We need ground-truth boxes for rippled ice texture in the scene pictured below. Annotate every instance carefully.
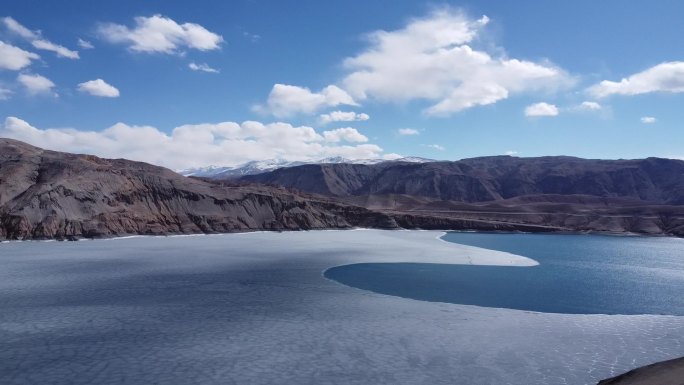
[0,230,682,385]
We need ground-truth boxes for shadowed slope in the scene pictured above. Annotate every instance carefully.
[241,156,684,204]
[0,138,396,240]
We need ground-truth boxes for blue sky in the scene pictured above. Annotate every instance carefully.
[1,0,683,169]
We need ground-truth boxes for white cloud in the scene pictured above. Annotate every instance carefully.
[525,102,559,117]
[340,8,571,116]
[504,150,518,155]
[589,62,684,98]
[397,128,420,136]
[579,101,601,110]
[2,16,36,39]
[322,127,368,143]
[188,62,219,73]
[2,17,79,59]
[641,116,657,124]
[0,88,12,100]
[1,117,389,170]
[254,84,358,118]
[98,15,223,54]
[77,79,120,97]
[31,39,79,59]
[423,144,445,151]
[78,38,94,49]
[17,73,55,95]
[319,111,369,124]
[0,41,39,70]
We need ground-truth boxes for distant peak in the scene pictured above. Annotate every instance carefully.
[178,156,438,178]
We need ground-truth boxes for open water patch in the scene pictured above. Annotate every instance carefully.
[325,233,684,315]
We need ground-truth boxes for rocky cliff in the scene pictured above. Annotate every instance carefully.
[0,139,396,240]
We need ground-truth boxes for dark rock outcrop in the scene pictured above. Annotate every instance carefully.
[597,356,684,385]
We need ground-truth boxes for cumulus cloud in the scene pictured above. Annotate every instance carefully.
[188,62,219,73]
[77,79,120,97]
[322,127,368,143]
[17,73,55,95]
[0,41,39,70]
[77,38,94,49]
[2,17,79,59]
[254,84,358,118]
[319,111,369,124]
[641,116,656,124]
[340,8,571,116]
[525,102,559,117]
[98,15,223,54]
[397,128,420,136]
[504,150,518,155]
[589,62,684,98]
[0,117,388,170]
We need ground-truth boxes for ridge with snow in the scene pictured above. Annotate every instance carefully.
[179,156,437,178]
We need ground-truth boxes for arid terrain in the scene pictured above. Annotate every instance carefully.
[2,138,683,240]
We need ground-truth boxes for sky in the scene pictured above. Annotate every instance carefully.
[0,0,683,170]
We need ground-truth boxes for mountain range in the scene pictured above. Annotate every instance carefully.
[239,156,684,204]
[179,156,436,178]
[1,138,683,240]
[237,156,684,237]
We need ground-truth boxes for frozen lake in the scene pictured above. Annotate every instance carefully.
[1,230,683,385]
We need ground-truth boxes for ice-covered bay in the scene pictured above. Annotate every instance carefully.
[0,230,682,384]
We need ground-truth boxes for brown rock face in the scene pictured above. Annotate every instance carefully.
[240,156,684,237]
[2,138,683,240]
[0,139,397,240]
[241,156,684,204]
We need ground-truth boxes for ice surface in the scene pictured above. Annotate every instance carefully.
[0,230,681,384]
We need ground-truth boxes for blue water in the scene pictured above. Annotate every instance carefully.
[324,233,684,315]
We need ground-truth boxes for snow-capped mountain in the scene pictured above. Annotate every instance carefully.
[391,156,436,163]
[179,156,437,178]
[178,165,234,177]
[179,159,306,178]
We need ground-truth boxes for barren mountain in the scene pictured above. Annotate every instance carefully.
[0,139,397,240]
[240,156,684,204]
[2,138,683,240]
[238,156,684,236]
